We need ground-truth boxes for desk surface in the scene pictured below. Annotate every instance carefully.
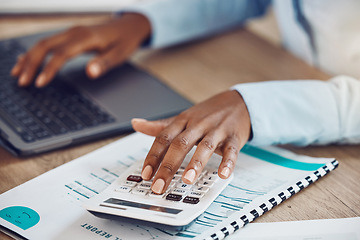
[0,14,359,239]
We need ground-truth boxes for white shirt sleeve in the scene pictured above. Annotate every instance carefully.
[232,76,360,146]
[120,0,271,48]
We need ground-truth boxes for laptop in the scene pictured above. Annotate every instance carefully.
[0,31,192,156]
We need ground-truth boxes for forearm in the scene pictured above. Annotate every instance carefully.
[233,76,360,146]
[120,0,271,48]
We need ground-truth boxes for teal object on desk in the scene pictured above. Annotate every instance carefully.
[0,206,40,230]
[241,144,325,171]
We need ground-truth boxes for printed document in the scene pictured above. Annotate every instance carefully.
[0,133,335,239]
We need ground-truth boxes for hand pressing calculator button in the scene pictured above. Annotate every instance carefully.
[84,159,233,229]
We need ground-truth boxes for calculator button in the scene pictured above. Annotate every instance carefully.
[123,181,137,187]
[127,175,143,182]
[138,183,152,189]
[207,170,218,176]
[203,175,218,182]
[115,186,132,193]
[132,189,148,195]
[168,182,176,189]
[170,180,179,186]
[183,196,200,204]
[176,183,192,190]
[197,180,214,187]
[166,193,182,201]
[188,191,205,198]
[198,171,207,179]
[194,186,210,193]
[171,176,181,182]
[174,171,184,177]
[133,167,142,174]
[172,189,187,195]
[149,192,165,198]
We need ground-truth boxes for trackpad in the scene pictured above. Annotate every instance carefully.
[60,62,192,122]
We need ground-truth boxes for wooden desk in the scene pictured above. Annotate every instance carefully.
[0,14,359,239]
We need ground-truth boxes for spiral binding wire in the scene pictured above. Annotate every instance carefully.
[206,159,339,240]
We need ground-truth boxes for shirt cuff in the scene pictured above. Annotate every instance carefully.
[231,80,340,146]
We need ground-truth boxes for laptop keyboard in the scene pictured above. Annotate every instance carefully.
[0,40,115,143]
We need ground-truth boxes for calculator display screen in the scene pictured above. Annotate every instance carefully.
[104,198,182,214]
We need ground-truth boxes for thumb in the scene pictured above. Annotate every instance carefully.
[131,117,174,136]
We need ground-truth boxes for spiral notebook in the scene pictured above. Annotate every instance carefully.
[0,133,338,240]
[201,149,338,240]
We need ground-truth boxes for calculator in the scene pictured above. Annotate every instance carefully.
[84,160,233,229]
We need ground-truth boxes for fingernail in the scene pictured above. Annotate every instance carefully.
[131,118,147,124]
[152,178,165,194]
[89,63,101,78]
[220,167,231,178]
[18,74,27,86]
[142,165,153,180]
[35,74,46,87]
[183,169,196,183]
[11,65,19,76]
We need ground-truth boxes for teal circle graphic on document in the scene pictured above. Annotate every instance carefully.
[0,206,40,230]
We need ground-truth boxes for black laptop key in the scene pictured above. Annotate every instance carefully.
[19,117,35,126]
[28,124,41,132]
[46,121,67,135]
[77,114,96,127]
[96,113,115,124]
[6,104,20,114]
[49,105,59,113]
[34,129,51,139]
[14,109,27,119]
[21,133,36,143]
[42,117,51,124]
[58,114,84,131]
[34,110,45,118]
